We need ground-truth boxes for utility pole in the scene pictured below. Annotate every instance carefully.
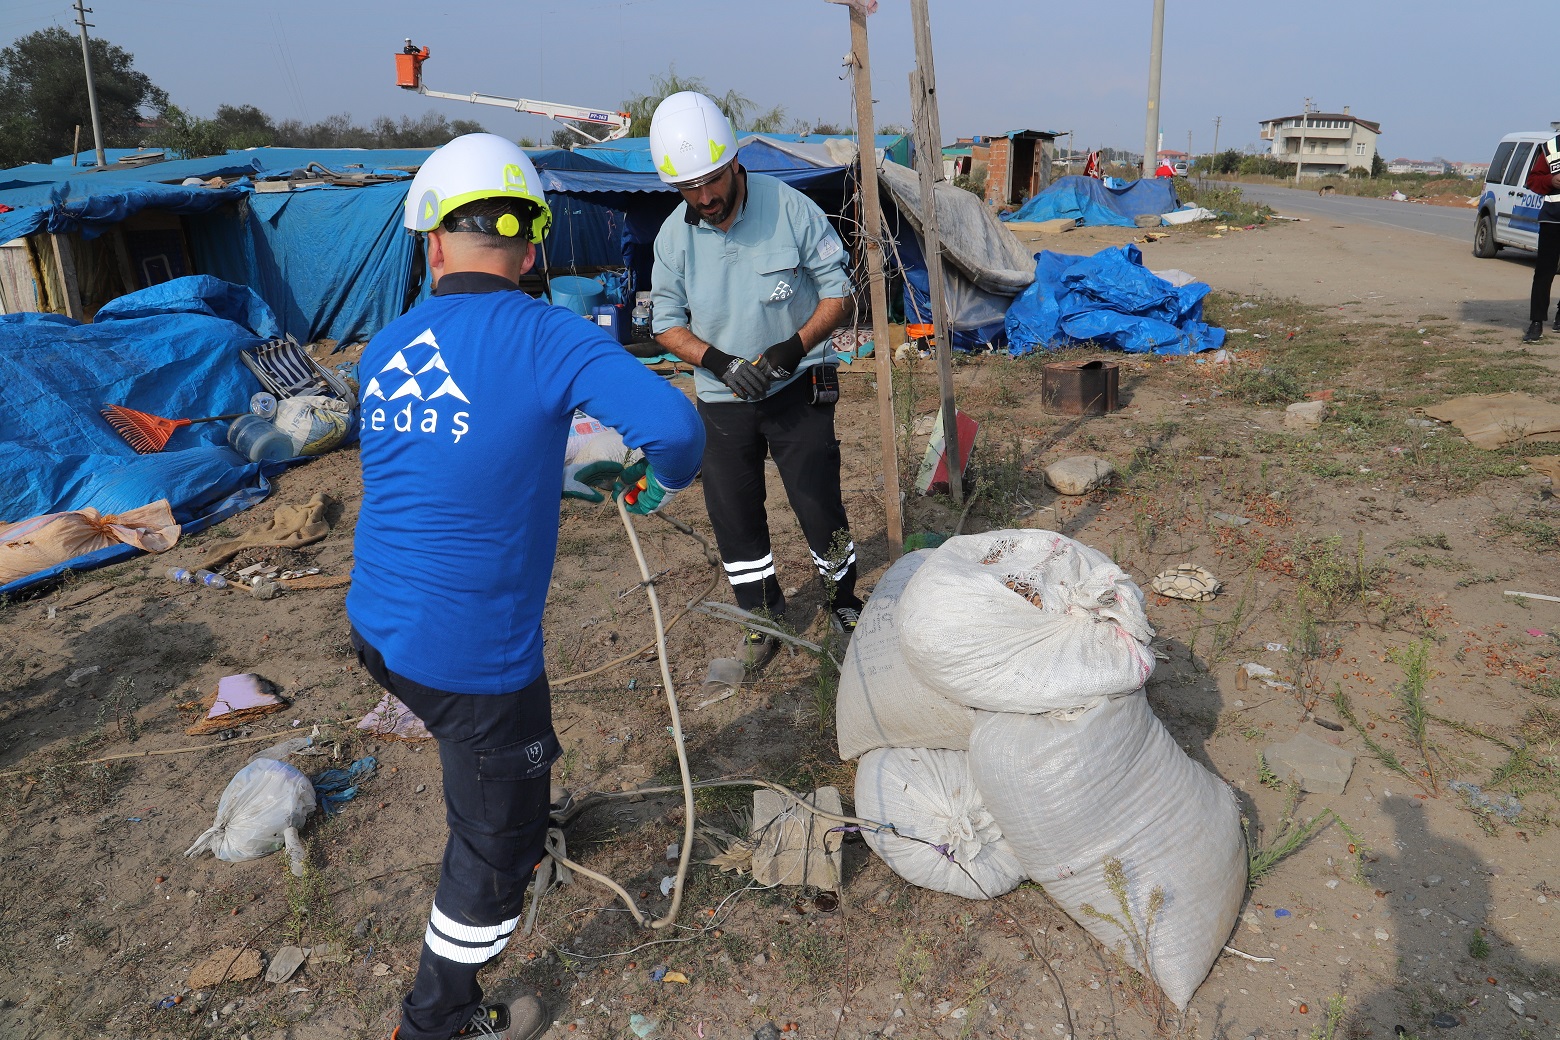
[73,0,107,168]
[1141,0,1165,178]
[1294,96,1310,186]
[909,0,962,505]
[1212,116,1221,158]
[845,5,903,561]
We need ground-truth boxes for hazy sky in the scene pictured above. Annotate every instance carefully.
[3,0,1551,164]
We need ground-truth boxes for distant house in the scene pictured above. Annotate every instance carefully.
[1453,161,1491,180]
[1386,158,1448,175]
[1258,106,1380,177]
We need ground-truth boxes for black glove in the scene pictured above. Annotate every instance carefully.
[701,345,770,401]
[756,333,808,380]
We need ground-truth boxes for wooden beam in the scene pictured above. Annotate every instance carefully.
[50,233,84,320]
[908,59,962,504]
[847,5,903,562]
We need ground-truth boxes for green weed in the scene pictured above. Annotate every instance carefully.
[1307,993,1347,1040]
[1080,857,1171,1028]
[1244,783,1337,888]
[1469,931,1491,960]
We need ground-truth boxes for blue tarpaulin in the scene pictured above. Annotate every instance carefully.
[1001,175,1178,228]
[1004,244,1225,356]
[0,276,283,594]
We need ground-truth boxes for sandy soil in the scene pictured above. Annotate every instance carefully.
[1,217,1557,1040]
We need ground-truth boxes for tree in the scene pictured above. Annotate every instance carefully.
[622,67,752,137]
[1370,150,1385,179]
[747,105,788,134]
[157,104,228,159]
[213,104,276,149]
[0,27,167,165]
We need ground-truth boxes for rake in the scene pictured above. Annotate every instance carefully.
[102,404,248,454]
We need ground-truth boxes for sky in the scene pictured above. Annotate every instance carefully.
[3,0,1553,165]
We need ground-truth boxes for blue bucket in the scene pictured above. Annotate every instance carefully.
[549,275,606,317]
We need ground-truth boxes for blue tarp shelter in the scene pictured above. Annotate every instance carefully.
[0,277,288,594]
[1001,175,1178,228]
[1005,244,1225,356]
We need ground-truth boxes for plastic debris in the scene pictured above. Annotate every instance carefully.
[1449,780,1521,822]
[1274,908,1291,918]
[357,691,432,741]
[662,971,690,985]
[265,945,307,984]
[629,1014,659,1038]
[649,966,667,982]
[311,757,379,816]
[64,665,100,687]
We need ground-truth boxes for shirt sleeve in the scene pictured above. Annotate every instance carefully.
[536,307,704,490]
[650,216,691,335]
[792,197,853,301]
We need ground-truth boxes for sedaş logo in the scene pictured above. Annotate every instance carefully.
[360,328,472,444]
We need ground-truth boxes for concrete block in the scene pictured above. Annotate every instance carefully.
[1284,401,1328,431]
[1265,732,1355,794]
[1044,455,1116,496]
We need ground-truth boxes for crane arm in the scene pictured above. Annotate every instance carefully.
[396,41,632,142]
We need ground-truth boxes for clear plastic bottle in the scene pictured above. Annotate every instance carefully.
[227,414,296,463]
[630,292,653,343]
[167,567,229,589]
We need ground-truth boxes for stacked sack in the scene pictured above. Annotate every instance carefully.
[839,530,1246,1010]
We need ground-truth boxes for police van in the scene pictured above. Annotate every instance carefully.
[1473,128,1556,257]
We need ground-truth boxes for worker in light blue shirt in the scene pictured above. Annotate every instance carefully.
[648,91,862,671]
[349,134,702,1040]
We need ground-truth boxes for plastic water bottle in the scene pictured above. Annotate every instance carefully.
[630,292,653,343]
[167,567,229,589]
[227,414,296,462]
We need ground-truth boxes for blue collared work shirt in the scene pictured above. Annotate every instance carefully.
[651,170,853,403]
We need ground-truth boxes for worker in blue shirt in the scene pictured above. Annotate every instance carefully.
[648,91,863,670]
[348,133,703,1040]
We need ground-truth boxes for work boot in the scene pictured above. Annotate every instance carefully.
[451,994,548,1040]
[1552,303,1560,332]
[1523,321,1544,343]
[739,628,780,672]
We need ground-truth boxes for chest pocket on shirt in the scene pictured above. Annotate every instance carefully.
[752,247,801,305]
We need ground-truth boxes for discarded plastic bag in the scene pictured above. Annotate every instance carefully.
[896,531,1156,712]
[968,693,1246,1009]
[185,757,316,877]
[836,550,980,760]
[855,747,1024,900]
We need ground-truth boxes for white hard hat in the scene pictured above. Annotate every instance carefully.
[649,91,738,186]
[404,133,552,241]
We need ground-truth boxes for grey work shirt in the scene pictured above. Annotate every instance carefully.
[650,170,852,403]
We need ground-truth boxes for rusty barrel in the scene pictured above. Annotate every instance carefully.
[1041,359,1119,415]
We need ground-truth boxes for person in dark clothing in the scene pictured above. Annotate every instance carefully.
[1523,135,1560,343]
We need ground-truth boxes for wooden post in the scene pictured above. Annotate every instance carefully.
[72,125,81,167]
[847,6,903,561]
[908,0,962,504]
[50,234,84,320]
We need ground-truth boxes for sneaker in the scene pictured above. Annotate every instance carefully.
[452,995,547,1040]
[740,629,780,671]
[1523,321,1544,343]
[830,605,861,645]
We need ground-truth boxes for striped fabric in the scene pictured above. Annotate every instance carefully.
[810,541,856,582]
[723,553,776,586]
[422,903,520,966]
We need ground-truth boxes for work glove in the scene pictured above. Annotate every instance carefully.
[562,459,626,502]
[613,461,680,515]
[700,345,770,401]
[756,332,808,380]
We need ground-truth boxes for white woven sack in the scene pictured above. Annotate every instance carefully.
[855,747,1025,900]
[836,550,980,760]
[967,693,1246,1010]
[897,530,1156,712]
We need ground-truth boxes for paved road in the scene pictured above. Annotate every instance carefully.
[1213,181,1485,246]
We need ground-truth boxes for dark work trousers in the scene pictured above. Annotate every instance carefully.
[1531,221,1560,324]
[697,371,859,616]
[352,630,559,1040]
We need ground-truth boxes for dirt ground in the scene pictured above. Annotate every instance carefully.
[2,215,1558,1040]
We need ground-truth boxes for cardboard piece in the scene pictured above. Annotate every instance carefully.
[185,674,285,735]
[749,786,843,890]
[1422,393,1560,449]
[187,947,264,988]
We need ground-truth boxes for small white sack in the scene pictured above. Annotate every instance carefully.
[897,531,1156,712]
[836,551,980,760]
[968,693,1246,1010]
[185,757,316,877]
[855,747,1025,900]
